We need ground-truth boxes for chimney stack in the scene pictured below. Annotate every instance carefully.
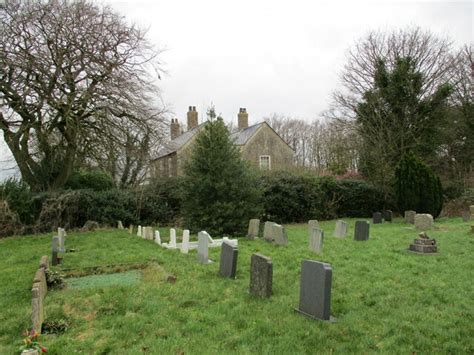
[170,118,180,140]
[187,106,198,130]
[238,107,248,130]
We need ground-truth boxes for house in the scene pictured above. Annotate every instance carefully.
[151,107,294,178]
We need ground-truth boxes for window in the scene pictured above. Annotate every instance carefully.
[259,155,271,171]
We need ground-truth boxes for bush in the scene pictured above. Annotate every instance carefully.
[335,179,385,217]
[65,169,115,191]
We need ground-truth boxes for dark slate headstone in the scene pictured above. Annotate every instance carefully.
[249,253,272,298]
[383,210,392,222]
[354,221,370,241]
[372,212,382,224]
[295,260,332,321]
[219,241,238,278]
[52,236,60,266]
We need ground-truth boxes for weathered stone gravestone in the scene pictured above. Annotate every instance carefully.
[309,228,323,253]
[197,231,213,264]
[169,228,177,248]
[354,221,370,241]
[372,212,382,224]
[273,224,288,246]
[414,214,433,230]
[137,225,142,237]
[383,210,392,222]
[129,225,134,234]
[52,236,60,266]
[333,220,347,238]
[117,220,124,229]
[308,220,319,233]
[408,232,437,253]
[181,230,190,254]
[405,210,416,224]
[249,253,272,298]
[154,230,161,245]
[58,227,66,252]
[143,227,154,240]
[219,241,238,278]
[263,221,275,242]
[295,260,333,321]
[247,219,260,240]
[31,286,44,334]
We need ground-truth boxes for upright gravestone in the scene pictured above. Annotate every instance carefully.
[144,227,154,240]
[372,212,382,224]
[197,231,213,264]
[415,214,434,230]
[219,241,238,278]
[249,253,273,298]
[137,225,142,237]
[58,228,66,253]
[295,260,333,321]
[354,221,370,241]
[181,230,190,254]
[263,221,275,242]
[169,228,177,248]
[154,230,161,245]
[383,210,392,222]
[247,219,260,240]
[117,220,124,229]
[129,225,134,234]
[52,236,60,266]
[273,224,288,246]
[309,228,324,253]
[333,220,347,238]
[308,220,319,233]
[405,210,416,224]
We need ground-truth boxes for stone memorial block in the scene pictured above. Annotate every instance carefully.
[372,212,382,224]
[308,220,319,233]
[470,205,474,219]
[137,225,142,237]
[197,231,213,264]
[273,224,288,246]
[39,256,48,270]
[309,228,324,253]
[383,210,392,222]
[219,241,238,278]
[405,210,416,224]
[169,228,177,248]
[295,260,332,321]
[247,219,260,240]
[263,221,275,242]
[333,220,347,238]
[181,230,190,254]
[117,220,124,229]
[155,230,161,245]
[408,232,438,253]
[129,225,134,234]
[414,214,433,230]
[31,286,44,334]
[354,221,370,241]
[33,269,47,300]
[249,253,273,298]
[52,236,60,266]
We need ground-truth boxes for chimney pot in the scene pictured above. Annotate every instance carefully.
[238,108,249,130]
[170,118,180,139]
[187,106,198,130]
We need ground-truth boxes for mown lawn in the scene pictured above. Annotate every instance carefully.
[1,218,473,354]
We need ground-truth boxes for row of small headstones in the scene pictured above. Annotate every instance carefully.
[32,256,49,334]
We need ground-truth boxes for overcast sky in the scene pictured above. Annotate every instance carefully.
[0,0,472,180]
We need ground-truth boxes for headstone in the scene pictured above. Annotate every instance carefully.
[197,231,213,264]
[372,212,382,224]
[181,230,190,254]
[263,221,275,242]
[129,225,133,234]
[31,286,43,334]
[34,269,47,300]
[154,230,161,245]
[137,225,142,237]
[470,205,474,219]
[405,210,416,224]
[354,221,369,241]
[309,228,324,253]
[219,241,238,278]
[333,220,347,238]
[383,210,392,222]
[52,236,60,266]
[249,253,273,298]
[117,220,124,229]
[169,228,177,248]
[58,228,66,252]
[414,214,433,230]
[273,224,288,246]
[295,260,332,321]
[408,232,438,253]
[247,219,260,240]
[308,220,319,233]
[143,227,154,240]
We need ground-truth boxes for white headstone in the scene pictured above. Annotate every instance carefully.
[309,228,324,253]
[117,220,124,229]
[273,224,288,246]
[58,228,66,252]
[333,220,347,238]
[181,229,190,254]
[137,225,142,237]
[197,231,212,263]
[169,228,177,247]
[154,230,161,245]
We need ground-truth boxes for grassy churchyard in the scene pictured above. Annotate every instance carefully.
[1,218,473,354]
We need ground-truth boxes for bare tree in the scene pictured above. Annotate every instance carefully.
[0,0,165,190]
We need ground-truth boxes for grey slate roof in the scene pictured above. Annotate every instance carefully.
[229,122,264,145]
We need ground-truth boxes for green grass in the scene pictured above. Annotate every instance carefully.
[1,218,473,354]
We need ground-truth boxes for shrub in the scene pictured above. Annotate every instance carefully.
[65,169,115,191]
[335,179,385,217]
[0,178,43,225]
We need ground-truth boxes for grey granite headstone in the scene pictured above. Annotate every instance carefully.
[309,228,323,253]
[249,253,273,298]
[219,241,238,278]
[354,221,369,241]
[308,220,319,233]
[247,219,260,240]
[414,214,433,230]
[405,210,416,224]
[273,224,288,246]
[197,231,213,264]
[333,220,347,238]
[52,236,60,266]
[372,212,382,224]
[383,210,392,222]
[295,260,333,321]
[263,221,275,242]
